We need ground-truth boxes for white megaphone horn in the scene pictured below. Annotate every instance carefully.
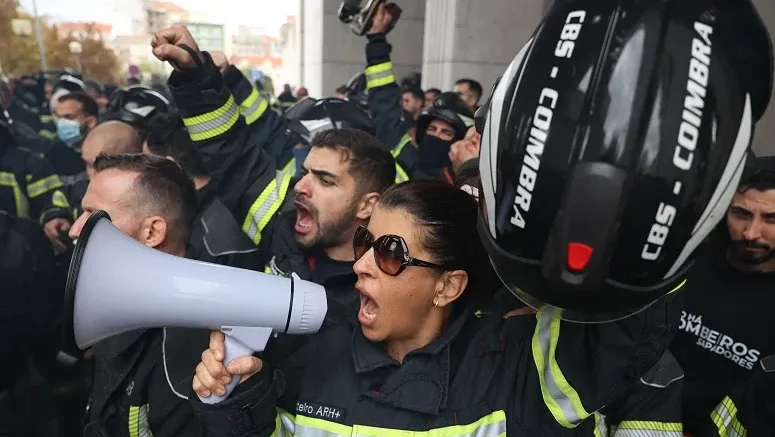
[64,210,327,404]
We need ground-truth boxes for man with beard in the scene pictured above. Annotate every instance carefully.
[262,128,395,325]
[672,155,775,435]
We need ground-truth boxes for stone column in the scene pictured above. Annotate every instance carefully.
[421,0,546,92]
[300,0,425,98]
[751,0,774,155]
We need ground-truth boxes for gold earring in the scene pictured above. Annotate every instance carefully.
[433,300,439,307]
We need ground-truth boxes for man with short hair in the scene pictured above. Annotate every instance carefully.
[54,92,99,149]
[143,111,264,271]
[454,78,483,111]
[334,85,349,99]
[68,153,206,437]
[424,87,441,108]
[31,92,97,213]
[672,155,775,435]
[81,121,144,178]
[264,128,395,325]
[401,87,423,120]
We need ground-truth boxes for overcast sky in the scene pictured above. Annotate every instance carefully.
[18,0,298,35]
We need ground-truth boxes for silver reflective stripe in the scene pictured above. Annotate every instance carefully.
[365,62,395,89]
[137,405,152,437]
[711,397,747,437]
[183,96,240,141]
[242,90,269,124]
[534,310,589,427]
[353,417,506,437]
[366,68,394,82]
[594,413,607,437]
[288,411,507,437]
[243,171,289,244]
[294,424,340,437]
[613,429,682,437]
[128,404,153,437]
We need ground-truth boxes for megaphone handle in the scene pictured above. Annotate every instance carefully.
[197,335,254,404]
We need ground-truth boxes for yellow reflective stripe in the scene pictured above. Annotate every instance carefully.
[27,174,64,198]
[242,172,292,244]
[128,404,154,437]
[270,408,295,437]
[593,413,607,437]
[240,88,270,125]
[392,134,411,158]
[264,265,273,274]
[0,171,29,218]
[611,421,682,437]
[666,279,686,295]
[365,62,396,90]
[40,114,54,123]
[182,95,241,141]
[711,396,748,437]
[532,310,592,428]
[39,130,57,140]
[395,163,409,183]
[282,157,297,177]
[393,135,412,183]
[285,410,506,437]
[52,190,69,208]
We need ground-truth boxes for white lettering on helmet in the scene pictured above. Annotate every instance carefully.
[555,11,586,59]
[643,21,713,261]
[673,22,713,172]
[510,10,586,230]
[510,88,558,229]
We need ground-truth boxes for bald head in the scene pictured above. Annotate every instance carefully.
[82,121,144,178]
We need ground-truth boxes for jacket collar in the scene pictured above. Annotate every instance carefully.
[350,311,469,415]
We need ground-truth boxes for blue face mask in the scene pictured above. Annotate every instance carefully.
[56,118,83,147]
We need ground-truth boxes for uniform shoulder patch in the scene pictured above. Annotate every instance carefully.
[760,354,775,372]
[640,350,684,388]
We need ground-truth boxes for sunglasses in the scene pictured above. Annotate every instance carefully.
[353,226,446,276]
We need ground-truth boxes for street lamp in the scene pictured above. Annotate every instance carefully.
[69,41,83,72]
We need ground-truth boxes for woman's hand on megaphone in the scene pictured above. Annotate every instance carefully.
[193,331,263,399]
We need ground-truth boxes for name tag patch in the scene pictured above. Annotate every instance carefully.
[296,400,347,424]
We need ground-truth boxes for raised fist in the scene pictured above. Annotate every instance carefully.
[151,24,204,71]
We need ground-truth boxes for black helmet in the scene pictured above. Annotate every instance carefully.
[106,85,170,128]
[52,75,85,94]
[400,72,422,90]
[415,92,474,143]
[476,0,769,322]
[285,97,374,143]
[344,72,368,109]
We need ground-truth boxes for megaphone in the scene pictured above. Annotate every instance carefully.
[65,210,327,404]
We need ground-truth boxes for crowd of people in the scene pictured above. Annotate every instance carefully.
[1,1,774,436]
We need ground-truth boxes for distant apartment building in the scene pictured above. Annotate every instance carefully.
[112,34,169,75]
[274,15,301,88]
[232,26,275,57]
[184,22,226,52]
[145,1,189,34]
[55,22,113,40]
